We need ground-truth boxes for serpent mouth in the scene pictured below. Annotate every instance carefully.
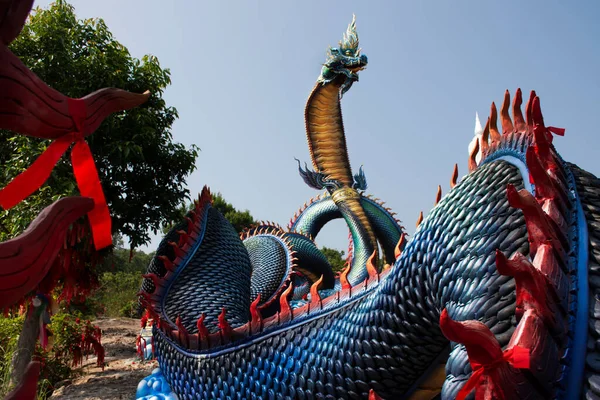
[348,65,366,72]
[335,53,367,74]
[346,55,368,72]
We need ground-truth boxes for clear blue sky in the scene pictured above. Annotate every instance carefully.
[36,1,600,253]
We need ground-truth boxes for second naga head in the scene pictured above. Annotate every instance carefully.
[318,15,368,96]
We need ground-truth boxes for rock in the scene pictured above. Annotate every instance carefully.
[54,379,72,389]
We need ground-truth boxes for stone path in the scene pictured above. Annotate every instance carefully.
[50,318,155,400]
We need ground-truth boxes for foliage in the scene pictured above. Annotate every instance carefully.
[37,312,102,397]
[162,192,256,234]
[320,247,346,273]
[83,235,151,318]
[0,0,199,248]
[212,193,255,233]
[97,237,155,275]
[59,233,151,318]
[47,312,94,360]
[0,311,100,399]
[89,272,144,318]
[0,2,191,395]
[35,315,76,398]
[0,315,24,397]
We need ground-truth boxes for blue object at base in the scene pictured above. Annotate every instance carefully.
[136,367,178,400]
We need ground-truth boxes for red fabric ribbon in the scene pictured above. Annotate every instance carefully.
[547,126,565,136]
[0,98,112,250]
[534,125,565,145]
[457,346,530,400]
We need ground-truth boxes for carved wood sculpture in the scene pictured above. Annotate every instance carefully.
[0,0,150,397]
[0,197,94,309]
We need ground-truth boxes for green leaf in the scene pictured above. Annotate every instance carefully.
[0,0,198,249]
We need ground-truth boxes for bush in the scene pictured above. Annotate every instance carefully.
[37,312,103,398]
[91,272,144,318]
[0,271,143,397]
[0,310,105,399]
[119,300,139,318]
[0,315,24,397]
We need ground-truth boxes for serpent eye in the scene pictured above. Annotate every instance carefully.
[345,50,352,56]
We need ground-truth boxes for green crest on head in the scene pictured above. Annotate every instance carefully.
[339,14,360,55]
[319,14,367,91]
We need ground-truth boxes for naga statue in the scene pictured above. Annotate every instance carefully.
[137,16,600,400]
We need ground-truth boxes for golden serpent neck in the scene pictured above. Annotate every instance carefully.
[304,78,354,188]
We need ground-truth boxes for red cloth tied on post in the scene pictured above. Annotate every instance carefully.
[0,20,149,251]
[0,99,112,250]
[457,345,530,400]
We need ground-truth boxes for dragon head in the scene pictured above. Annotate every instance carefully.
[318,15,368,95]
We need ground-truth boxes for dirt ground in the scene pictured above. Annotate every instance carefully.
[50,318,156,400]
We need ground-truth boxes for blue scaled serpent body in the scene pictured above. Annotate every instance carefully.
[137,16,600,400]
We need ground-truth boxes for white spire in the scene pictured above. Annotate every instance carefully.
[474,112,484,136]
[468,112,483,165]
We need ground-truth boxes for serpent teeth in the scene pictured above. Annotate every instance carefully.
[394,233,406,260]
[505,184,566,261]
[512,88,527,133]
[217,307,233,343]
[340,264,352,290]
[480,117,490,155]
[525,90,536,128]
[249,295,263,334]
[468,138,480,172]
[176,230,189,247]
[196,313,208,339]
[527,147,569,215]
[489,101,501,142]
[435,185,442,206]
[450,164,458,189]
[168,241,186,259]
[279,283,294,323]
[309,276,324,310]
[185,217,194,234]
[175,316,189,348]
[495,250,566,340]
[500,89,514,134]
[366,251,379,282]
[416,211,423,228]
[141,273,161,292]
